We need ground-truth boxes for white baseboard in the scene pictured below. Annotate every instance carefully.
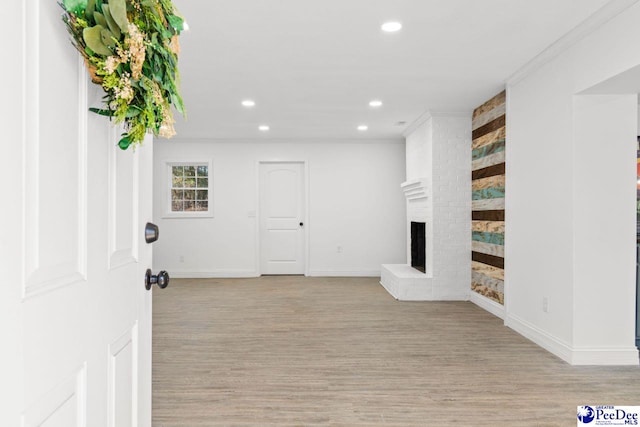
[168,270,259,279]
[505,313,574,363]
[470,292,505,320]
[307,270,380,277]
[506,313,639,366]
[570,348,639,366]
[169,270,381,279]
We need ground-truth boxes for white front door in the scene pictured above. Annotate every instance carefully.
[259,162,306,275]
[1,1,153,425]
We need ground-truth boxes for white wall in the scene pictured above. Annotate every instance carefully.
[572,95,637,357]
[506,1,640,364]
[153,139,407,277]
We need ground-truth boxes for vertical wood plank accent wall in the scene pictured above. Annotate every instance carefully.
[471,90,505,304]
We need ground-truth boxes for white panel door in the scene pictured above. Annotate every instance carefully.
[259,162,306,275]
[1,1,153,425]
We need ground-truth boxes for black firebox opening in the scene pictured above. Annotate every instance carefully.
[411,221,426,273]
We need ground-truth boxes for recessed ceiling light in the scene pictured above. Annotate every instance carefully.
[357,125,368,131]
[381,21,402,32]
[242,100,256,107]
[259,125,270,131]
[369,100,383,107]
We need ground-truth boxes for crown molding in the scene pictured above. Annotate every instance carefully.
[156,137,405,144]
[402,111,432,138]
[429,111,472,118]
[507,0,640,87]
[402,110,471,138]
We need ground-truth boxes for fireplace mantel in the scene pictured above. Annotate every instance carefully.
[400,178,428,201]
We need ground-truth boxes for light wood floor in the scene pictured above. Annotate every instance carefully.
[153,277,640,426]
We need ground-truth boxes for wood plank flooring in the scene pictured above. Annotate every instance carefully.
[153,277,640,426]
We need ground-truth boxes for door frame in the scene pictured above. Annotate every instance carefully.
[255,160,310,276]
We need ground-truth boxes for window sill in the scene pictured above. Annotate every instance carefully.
[162,212,214,219]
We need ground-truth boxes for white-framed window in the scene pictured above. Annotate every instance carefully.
[164,160,213,218]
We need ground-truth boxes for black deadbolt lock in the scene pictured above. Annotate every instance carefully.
[145,222,159,244]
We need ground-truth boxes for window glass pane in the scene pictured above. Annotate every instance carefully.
[171,189,184,201]
[184,190,196,201]
[184,166,196,177]
[184,177,196,188]
[195,201,208,211]
[172,175,183,187]
[197,166,208,177]
[198,177,208,188]
[172,166,184,177]
[184,201,196,211]
[171,200,183,211]
[196,190,208,201]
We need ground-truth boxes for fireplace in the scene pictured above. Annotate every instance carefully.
[381,113,471,301]
[411,221,426,273]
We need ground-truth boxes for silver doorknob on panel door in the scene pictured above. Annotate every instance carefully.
[145,269,169,290]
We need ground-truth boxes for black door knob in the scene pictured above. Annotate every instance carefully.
[145,269,170,290]
[299,222,304,227]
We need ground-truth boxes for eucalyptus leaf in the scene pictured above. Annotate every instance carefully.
[109,0,129,33]
[63,0,87,15]
[167,15,184,32]
[118,135,132,150]
[126,107,142,118]
[101,5,121,40]
[143,0,161,18]
[100,28,116,48]
[93,11,107,28]
[160,27,172,39]
[89,107,114,117]
[83,25,112,56]
[171,93,185,115]
[86,0,96,20]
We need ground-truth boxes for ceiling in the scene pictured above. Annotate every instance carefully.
[172,0,611,141]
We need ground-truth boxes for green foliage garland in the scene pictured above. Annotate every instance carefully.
[61,0,186,150]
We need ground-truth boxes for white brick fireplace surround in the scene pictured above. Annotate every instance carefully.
[381,112,472,301]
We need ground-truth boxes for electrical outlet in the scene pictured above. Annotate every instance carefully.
[542,297,549,313]
[337,245,343,253]
[179,255,185,263]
